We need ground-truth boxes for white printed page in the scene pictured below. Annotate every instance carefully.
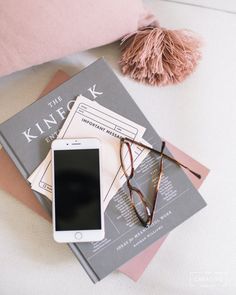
[29,96,148,209]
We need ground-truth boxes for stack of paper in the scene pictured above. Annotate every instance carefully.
[28,95,150,210]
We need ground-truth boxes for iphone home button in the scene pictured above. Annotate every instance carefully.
[75,232,83,240]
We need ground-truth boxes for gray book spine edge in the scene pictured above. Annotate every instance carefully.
[0,131,99,283]
[0,132,28,179]
[0,132,51,213]
[68,243,100,283]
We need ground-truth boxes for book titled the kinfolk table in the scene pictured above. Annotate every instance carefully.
[0,58,207,282]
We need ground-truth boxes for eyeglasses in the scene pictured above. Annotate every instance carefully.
[119,137,201,227]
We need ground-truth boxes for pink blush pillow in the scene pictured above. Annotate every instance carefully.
[0,0,153,77]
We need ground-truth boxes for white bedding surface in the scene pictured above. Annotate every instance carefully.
[0,1,235,294]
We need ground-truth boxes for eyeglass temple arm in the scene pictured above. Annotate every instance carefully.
[165,156,202,179]
[149,142,165,225]
[122,137,202,180]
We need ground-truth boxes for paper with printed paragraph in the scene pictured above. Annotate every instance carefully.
[29,95,150,209]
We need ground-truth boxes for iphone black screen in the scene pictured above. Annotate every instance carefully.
[54,149,101,231]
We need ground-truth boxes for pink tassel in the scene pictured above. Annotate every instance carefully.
[119,26,202,86]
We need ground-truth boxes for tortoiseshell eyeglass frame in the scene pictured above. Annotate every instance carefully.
[119,137,201,227]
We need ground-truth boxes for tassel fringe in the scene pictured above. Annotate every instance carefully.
[119,27,202,86]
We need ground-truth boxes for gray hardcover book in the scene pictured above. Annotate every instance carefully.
[0,58,206,282]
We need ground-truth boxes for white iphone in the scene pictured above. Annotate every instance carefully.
[51,138,104,243]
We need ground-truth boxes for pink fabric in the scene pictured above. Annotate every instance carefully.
[120,27,201,86]
[0,0,152,77]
